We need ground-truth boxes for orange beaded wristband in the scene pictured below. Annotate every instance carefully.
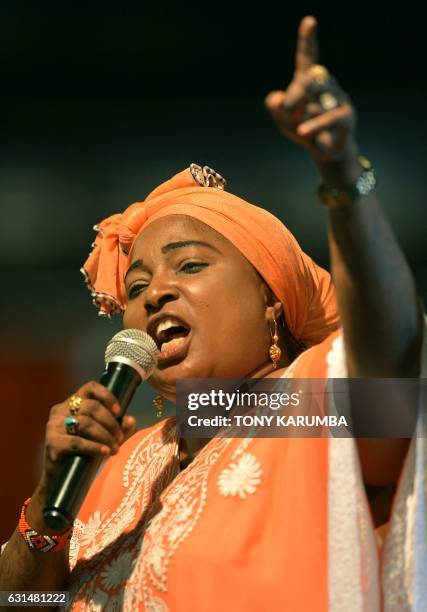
[18,498,73,553]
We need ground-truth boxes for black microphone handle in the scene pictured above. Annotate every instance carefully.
[42,361,141,532]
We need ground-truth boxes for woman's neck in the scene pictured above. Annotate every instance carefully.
[178,360,287,467]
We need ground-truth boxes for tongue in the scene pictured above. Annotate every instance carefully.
[160,336,187,351]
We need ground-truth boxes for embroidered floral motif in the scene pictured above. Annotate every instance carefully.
[68,420,179,609]
[100,550,134,590]
[217,452,262,499]
[138,440,231,594]
[79,511,105,548]
[68,420,253,610]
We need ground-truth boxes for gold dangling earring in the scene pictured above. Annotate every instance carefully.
[269,319,282,369]
[153,395,164,418]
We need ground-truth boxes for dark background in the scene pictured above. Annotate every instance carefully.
[0,3,426,540]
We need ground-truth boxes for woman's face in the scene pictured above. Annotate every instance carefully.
[123,215,277,398]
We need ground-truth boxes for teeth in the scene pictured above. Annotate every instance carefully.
[160,337,186,352]
[156,318,184,337]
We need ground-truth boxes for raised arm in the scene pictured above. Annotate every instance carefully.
[265,16,423,486]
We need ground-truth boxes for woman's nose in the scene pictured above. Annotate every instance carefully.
[143,275,179,314]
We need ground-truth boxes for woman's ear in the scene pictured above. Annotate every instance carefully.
[265,301,283,323]
[260,280,282,313]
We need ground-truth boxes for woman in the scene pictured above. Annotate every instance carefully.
[0,16,425,611]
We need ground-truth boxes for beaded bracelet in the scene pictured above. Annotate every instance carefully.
[18,498,73,553]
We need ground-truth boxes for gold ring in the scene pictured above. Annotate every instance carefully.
[69,395,83,416]
[308,64,331,86]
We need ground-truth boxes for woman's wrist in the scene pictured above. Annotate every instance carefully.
[314,140,362,189]
[25,485,60,537]
[19,497,72,552]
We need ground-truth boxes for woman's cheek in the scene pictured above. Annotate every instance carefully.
[123,303,142,329]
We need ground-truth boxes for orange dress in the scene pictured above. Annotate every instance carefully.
[66,333,340,612]
[51,324,427,611]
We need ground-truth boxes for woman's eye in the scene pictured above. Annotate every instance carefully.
[180,262,208,273]
[128,283,148,299]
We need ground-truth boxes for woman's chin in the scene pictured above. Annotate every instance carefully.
[149,356,208,401]
[153,361,205,386]
[150,348,267,395]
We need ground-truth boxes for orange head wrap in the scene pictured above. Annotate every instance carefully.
[82,164,339,346]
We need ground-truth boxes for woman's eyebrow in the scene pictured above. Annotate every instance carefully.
[124,259,146,281]
[161,240,221,254]
[125,241,220,281]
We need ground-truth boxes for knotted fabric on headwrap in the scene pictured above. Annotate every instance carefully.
[82,164,339,346]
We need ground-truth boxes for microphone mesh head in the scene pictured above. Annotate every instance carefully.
[104,329,158,377]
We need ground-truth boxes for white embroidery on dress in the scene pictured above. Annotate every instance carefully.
[217,452,262,499]
[230,437,252,459]
[135,436,233,595]
[79,511,105,548]
[100,506,136,549]
[145,593,170,612]
[166,501,196,542]
[160,481,187,505]
[69,518,85,570]
[68,420,179,610]
[100,550,134,590]
[146,542,166,577]
[68,419,259,610]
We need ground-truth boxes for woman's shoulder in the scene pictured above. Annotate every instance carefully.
[277,329,343,379]
[123,416,176,449]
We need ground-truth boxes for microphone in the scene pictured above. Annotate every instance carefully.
[43,329,158,532]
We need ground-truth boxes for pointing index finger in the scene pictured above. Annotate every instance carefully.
[295,15,318,74]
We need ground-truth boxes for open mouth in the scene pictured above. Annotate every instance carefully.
[147,316,191,367]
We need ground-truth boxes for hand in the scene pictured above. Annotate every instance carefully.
[265,16,356,165]
[37,381,136,497]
